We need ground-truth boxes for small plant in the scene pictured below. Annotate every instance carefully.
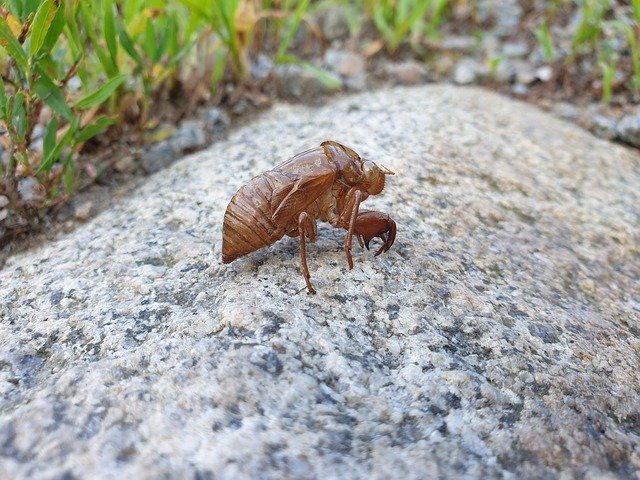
[367,0,449,53]
[0,0,123,207]
[535,21,556,62]
[598,52,617,102]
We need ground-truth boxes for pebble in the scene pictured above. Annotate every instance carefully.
[615,114,640,146]
[0,195,8,208]
[590,115,618,141]
[276,64,341,99]
[172,121,207,152]
[453,58,487,85]
[204,108,231,134]
[384,60,428,86]
[317,5,350,41]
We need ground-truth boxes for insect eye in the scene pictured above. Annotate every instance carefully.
[363,161,376,176]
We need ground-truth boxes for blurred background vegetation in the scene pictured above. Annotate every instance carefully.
[0,0,639,241]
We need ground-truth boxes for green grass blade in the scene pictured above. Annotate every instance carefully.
[276,0,310,61]
[74,73,126,109]
[104,0,118,67]
[29,0,56,58]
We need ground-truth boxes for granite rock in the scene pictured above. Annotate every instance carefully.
[1,86,639,479]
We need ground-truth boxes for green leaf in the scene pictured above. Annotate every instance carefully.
[154,14,174,63]
[116,18,143,67]
[143,17,156,59]
[76,116,115,142]
[42,0,65,52]
[34,66,73,121]
[104,0,118,66]
[12,92,27,140]
[74,73,126,109]
[0,16,29,72]
[37,117,78,173]
[0,77,6,114]
[43,117,58,161]
[29,0,56,58]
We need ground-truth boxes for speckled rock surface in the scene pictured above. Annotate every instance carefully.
[1,85,639,479]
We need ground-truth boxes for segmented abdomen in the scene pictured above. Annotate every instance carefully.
[222,173,286,263]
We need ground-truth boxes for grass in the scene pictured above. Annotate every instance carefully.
[1,0,640,235]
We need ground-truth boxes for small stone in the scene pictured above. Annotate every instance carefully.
[432,55,456,78]
[590,115,618,141]
[141,141,180,174]
[172,121,206,152]
[617,115,640,147]
[276,64,341,99]
[343,74,367,91]
[553,102,579,120]
[0,195,8,208]
[17,177,45,202]
[204,108,231,134]
[324,49,366,78]
[453,58,487,85]
[0,209,7,222]
[385,61,428,86]
[250,54,273,82]
[511,83,529,95]
[32,124,45,140]
[535,65,553,82]
[317,5,350,42]
[438,35,477,52]
[114,155,137,173]
[515,65,536,85]
[73,201,93,221]
[501,41,530,58]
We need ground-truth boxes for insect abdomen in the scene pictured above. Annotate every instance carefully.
[222,174,285,264]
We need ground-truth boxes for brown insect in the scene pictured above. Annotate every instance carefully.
[222,140,396,293]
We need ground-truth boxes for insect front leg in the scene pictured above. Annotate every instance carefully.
[298,212,317,294]
[344,190,364,270]
[353,211,397,256]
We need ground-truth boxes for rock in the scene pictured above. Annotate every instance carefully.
[438,35,477,52]
[72,201,93,221]
[276,64,341,99]
[552,102,579,120]
[1,86,639,479]
[535,65,553,82]
[325,48,366,78]
[432,55,456,78]
[17,177,45,202]
[204,108,231,134]
[384,60,428,86]
[114,155,137,173]
[617,114,640,147]
[140,140,180,174]
[476,0,522,37]
[590,115,618,141]
[317,5,350,42]
[0,195,8,208]
[501,41,529,58]
[0,208,7,222]
[250,54,273,82]
[453,58,487,85]
[172,121,207,152]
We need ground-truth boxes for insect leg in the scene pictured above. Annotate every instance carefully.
[298,212,316,294]
[344,190,363,270]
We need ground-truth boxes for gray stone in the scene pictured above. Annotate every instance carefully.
[16,176,45,202]
[1,86,639,479]
[535,65,553,82]
[0,208,7,222]
[438,35,477,52]
[617,114,640,147]
[553,102,579,120]
[317,5,350,42]
[501,41,529,58]
[72,201,93,221]
[172,121,207,152]
[114,155,137,173]
[590,115,618,141]
[453,58,487,85]
[0,195,8,208]
[276,64,341,99]
[250,54,273,82]
[204,107,231,134]
[324,49,366,78]
[384,60,428,86]
[140,140,180,174]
